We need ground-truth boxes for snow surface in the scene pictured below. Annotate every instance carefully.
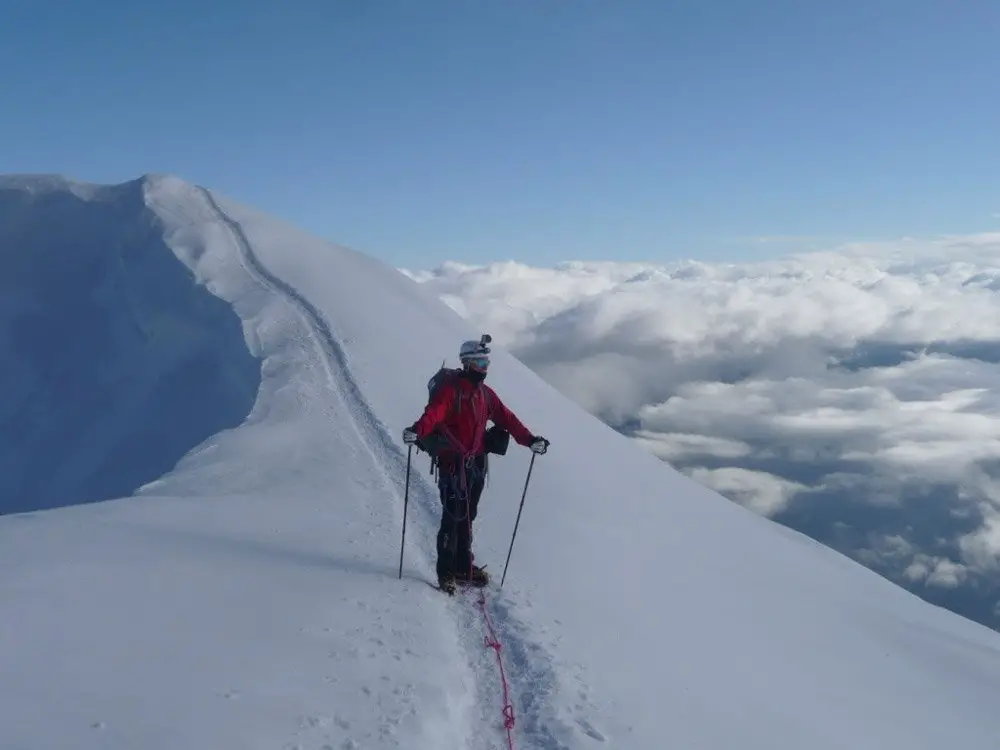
[0,176,259,513]
[2,174,1000,749]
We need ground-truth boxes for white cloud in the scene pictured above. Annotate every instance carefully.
[409,232,1000,630]
[632,431,752,461]
[903,556,969,588]
[959,498,1000,574]
[685,466,808,517]
[926,559,969,589]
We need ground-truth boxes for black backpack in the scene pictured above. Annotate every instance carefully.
[415,364,463,459]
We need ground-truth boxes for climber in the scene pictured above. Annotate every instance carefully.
[403,336,549,593]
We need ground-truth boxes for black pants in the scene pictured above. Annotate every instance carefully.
[436,454,486,580]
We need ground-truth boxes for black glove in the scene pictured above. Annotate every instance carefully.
[529,435,550,455]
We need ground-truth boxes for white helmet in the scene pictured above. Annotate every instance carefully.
[459,334,492,371]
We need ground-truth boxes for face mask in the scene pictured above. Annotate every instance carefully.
[464,367,487,384]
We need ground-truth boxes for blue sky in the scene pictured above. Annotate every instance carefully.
[2,0,998,268]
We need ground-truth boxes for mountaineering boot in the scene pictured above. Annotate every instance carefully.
[438,575,457,595]
[455,564,489,587]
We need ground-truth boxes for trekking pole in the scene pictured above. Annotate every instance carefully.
[398,444,413,579]
[501,452,536,588]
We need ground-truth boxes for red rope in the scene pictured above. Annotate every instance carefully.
[458,455,516,749]
[479,590,517,749]
[448,396,516,750]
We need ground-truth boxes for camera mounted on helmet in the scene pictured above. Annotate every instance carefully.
[459,333,492,373]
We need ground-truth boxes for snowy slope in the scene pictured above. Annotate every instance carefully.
[2,174,1000,750]
[0,176,259,513]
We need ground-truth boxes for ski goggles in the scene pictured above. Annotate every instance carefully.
[466,356,490,371]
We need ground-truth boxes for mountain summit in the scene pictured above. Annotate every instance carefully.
[1,174,998,749]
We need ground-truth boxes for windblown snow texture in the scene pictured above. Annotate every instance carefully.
[1,173,999,750]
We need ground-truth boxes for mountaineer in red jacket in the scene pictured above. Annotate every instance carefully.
[403,337,549,593]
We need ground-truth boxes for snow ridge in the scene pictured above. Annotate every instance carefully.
[200,187,469,744]
[0,173,134,201]
[201,187,576,749]
[9,174,1000,749]
[200,187,405,492]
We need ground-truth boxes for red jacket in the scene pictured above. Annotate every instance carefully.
[413,374,534,459]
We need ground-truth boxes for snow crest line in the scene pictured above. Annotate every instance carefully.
[199,189,492,747]
[198,189,435,563]
[200,188,571,749]
[198,188,405,484]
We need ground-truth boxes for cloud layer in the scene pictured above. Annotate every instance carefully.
[405,233,1000,630]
